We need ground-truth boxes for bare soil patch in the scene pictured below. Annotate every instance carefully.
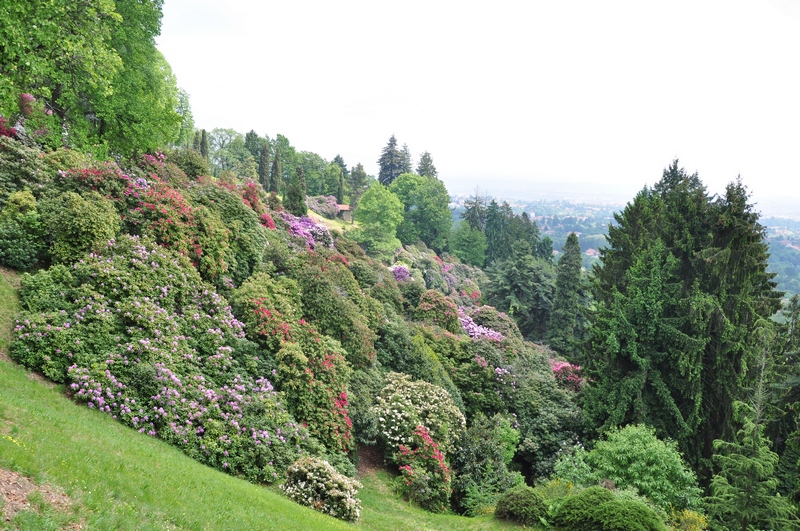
[0,468,79,526]
[356,444,385,476]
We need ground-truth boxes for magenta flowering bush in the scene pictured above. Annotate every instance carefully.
[280,211,333,251]
[11,235,314,482]
[457,307,505,341]
[549,359,585,392]
[306,195,340,219]
[395,425,453,513]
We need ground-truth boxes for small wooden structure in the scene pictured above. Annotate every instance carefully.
[338,204,352,223]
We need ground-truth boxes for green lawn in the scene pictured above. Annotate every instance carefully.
[0,268,517,530]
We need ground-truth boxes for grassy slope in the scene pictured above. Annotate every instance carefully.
[0,269,515,530]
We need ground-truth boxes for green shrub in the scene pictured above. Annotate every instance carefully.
[415,289,460,334]
[589,499,668,531]
[494,485,547,527]
[281,456,362,522]
[468,305,523,341]
[0,190,43,269]
[552,486,615,530]
[165,147,210,178]
[40,190,120,263]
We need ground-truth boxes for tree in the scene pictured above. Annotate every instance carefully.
[378,135,404,185]
[269,146,282,194]
[352,182,404,259]
[200,129,209,160]
[347,163,369,211]
[461,190,487,231]
[586,161,782,481]
[284,167,307,217]
[174,88,194,148]
[400,143,413,174]
[332,154,349,181]
[416,151,438,178]
[389,173,452,253]
[336,167,344,204]
[192,130,201,152]
[244,129,261,159]
[547,233,583,357]
[707,348,799,530]
[450,222,487,267]
[257,141,270,191]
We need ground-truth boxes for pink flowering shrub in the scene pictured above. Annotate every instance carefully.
[549,359,585,392]
[395,425,453,513]
[306,195,339,219]
[0,117,17,139]
[280,211,333,251]
[457,307,505,341]
[415,290,460,334]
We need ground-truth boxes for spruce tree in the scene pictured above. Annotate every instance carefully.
[257,141,270,191]
[269,147,282,194]
[285,167,307,217]
[200,129,209,160]
[547,233,583,357]
[461,190,487,231]
[378,135,404,185]
[400,143,412,174]
[416,151,438,178]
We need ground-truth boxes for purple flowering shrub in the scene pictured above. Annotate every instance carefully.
[467,305,523,341]
[280,211,333,251]
[306,195,340,219]
[457,307,505,341]
[12,235,314,483]
[391,264,412,282]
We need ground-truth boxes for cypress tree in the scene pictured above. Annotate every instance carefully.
[200,129,209,160]
[257,141,270,191]
[347,163,369,212]
[269,147,282,194]
[192,130,201,152]
[285,167,307,217]
[547,233,583,357]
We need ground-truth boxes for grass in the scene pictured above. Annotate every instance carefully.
[0,268,517,530]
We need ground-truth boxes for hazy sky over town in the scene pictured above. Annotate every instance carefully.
[158,0,800,213]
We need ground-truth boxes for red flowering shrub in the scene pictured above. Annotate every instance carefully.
[415,290,460,334]
[260,212,276,229]
[396,425,453,513]
[0,117,17,138]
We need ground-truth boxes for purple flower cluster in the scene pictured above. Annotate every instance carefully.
[280,212,334,251]
[306,195,340,219]
[391,265,412,282]
[457,307,505,341]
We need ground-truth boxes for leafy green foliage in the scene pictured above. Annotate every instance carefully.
[494,485,547,527]
[0,190,43,269]
[450,222,488,267]
[352,182,404,260]
[285,167,308,217]
[390,172,452,253]
[415,289,460,334]
[166,147,210,178]
[547,232,583,356]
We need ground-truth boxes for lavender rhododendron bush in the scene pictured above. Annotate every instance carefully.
[12,236,314,482]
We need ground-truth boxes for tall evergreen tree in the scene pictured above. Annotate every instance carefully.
[269,147,282,194]
[461,190,487,231]
[400,143,413,174]
[244,129,261,159]
[284,167,307,217]
[200,129,209,160]
[416,151,438,178]
[378,135,404,185]
[547,233,583,357]
[192,130,201,152]
[257,141,270,191]
[332,154,349,181]
[348,163,369,211]
[336,167,344,204]
[586,161,781,482]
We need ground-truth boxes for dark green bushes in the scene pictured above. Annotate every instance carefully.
[494,485,547,526]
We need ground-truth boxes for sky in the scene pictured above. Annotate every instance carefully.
[157,0,800,215]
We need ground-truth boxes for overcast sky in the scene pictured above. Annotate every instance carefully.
[157,0,800,213]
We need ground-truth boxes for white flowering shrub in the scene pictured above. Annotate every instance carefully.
[371,372,466,460]
[281,456,363,522]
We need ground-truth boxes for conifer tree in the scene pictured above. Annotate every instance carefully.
[347,163,369,212]
[332,154,349,181]
[285,167,307,217]
[461,190,487,231]
[378,135,404,185]
[336,167,344,204]
[400,143,412,174]
[244,129,261,159]
[416,151,438,178]
[269,147,282,194]
[257,141,270,191]
[200,129,209,160]
[192,130,201,152]
[547,233,583,356]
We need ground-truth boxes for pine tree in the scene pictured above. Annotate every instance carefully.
[284,167,307,217]
[707,346,799,530]
[378,135,404,185]
[400,143,412,174]
[416,151,437,178]
[547,233,583,357]
[269,147,282,194]
[200,129,209,160]
[332,154,349,181]
[257,141,270,191]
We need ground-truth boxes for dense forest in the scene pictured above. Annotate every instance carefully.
[2,2,800,530]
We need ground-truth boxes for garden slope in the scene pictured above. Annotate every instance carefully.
[0,269,512,531]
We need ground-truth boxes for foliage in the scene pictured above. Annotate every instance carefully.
[416,289,461,334]
[352,182,404,259]
[547,232,583,356]
[39,190,120,264]
[452,414,524,515]
[458,307,505,342]
[377,135,404,186]
[389,173,452,253]
[494,485,547,527]
[395,425,454,513]
[586,163,782,481]
[285,167,308,217]
[669,508,709,531]
[281,456,363,522]
[0,190,43,269]
[549,358,585,392]
[416,151,438,178]
[451,222,488,267]
[166,147,210,178]
[372,372,466,460]
[468,305,523,341]
[280,211,334,251]
[11,235,314,483]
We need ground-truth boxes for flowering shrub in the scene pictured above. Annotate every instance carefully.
[281,456,362,522]
[548,358,585,391]
[457,307,505,341]
[0,116,17,138]
[372,372,465,460]
[391,264,412,282]
[415,290,460,334]
[467,305,523,341]
[280,211,333,251]
[395,425,453,513]
[11,235,314,483]
[306,195,339,219]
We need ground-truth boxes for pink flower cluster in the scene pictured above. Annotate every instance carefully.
[548,359,585,392]
[280,212,333,250]
[457,307,505,341]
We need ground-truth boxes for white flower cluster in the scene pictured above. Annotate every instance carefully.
[281,456,362,522]
[371,372,466,458]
